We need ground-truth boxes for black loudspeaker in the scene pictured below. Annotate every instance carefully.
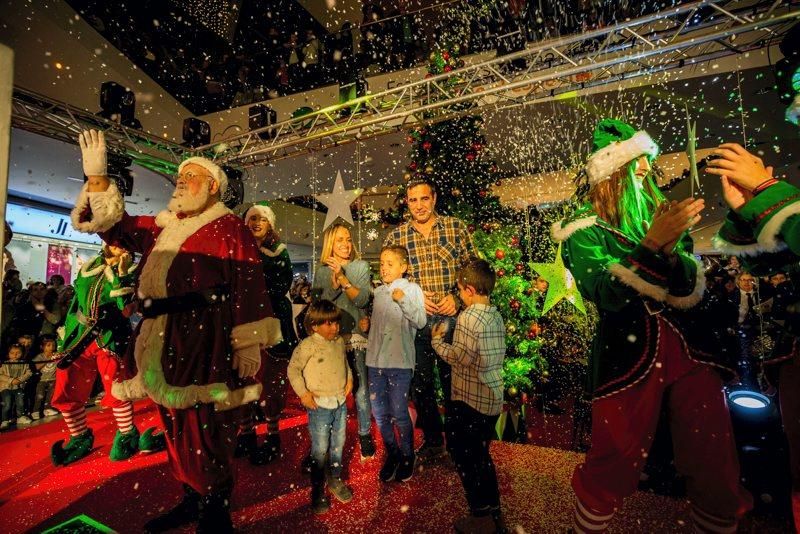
[221,166,244,208]
[182,118,211,148]
[249,104,277,140]
[99,81,141,128]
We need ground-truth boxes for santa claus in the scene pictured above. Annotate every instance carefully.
[71,130,281,533]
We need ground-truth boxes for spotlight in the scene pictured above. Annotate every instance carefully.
[221,165,244,209]
[98,81,141,129]
[182,118,211,148]
[338,75,368,116]
[728,388,771,410]
[249,104,277,140]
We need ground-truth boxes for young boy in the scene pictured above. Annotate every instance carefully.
[32,337,59,419]
[431,259,506,533]
[0,344,32,428]
[366,245,426,482]
[287,299,354,514]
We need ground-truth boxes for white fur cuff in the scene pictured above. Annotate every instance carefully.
[551,216,597,242]
[231,317,283,350]
[608,262,668,302]
[586,131,659,186]
[71,181,124,233]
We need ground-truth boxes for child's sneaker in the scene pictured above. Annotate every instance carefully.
[31,412,41,420]
[43,408,59,417]
[379,451,400,482]
[395,453,416,482]
[327,477,353,503]
[359,433,376,459]
[0,421,10,430]
[16,415,32,425]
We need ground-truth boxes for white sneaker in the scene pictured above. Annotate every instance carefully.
[44,408,59,417]
[31,412,41,420]
[16,416,32,425]
[0,421,9,430]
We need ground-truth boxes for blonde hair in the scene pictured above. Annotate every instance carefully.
[320,223,359,263]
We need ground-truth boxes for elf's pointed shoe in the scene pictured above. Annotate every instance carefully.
[51,428,94,466]
[110,426,140,461]
[138,427,166,453]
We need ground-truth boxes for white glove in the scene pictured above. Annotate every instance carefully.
[232,344,261,378]
[78,129,107,177]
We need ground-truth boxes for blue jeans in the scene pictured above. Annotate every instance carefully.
[413,314,457,446]
[307,402,347,478]
[368,367,414,457]
[1,389,25,421]
[348,348,372,435]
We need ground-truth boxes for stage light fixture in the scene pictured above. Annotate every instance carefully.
[727,388,771,410]
[249,104,277,140]
[98,81,141,129]
[222,165,244,209]
[182,117,211,148]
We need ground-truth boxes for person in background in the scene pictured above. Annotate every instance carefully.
[0,344,32,428]
[312,223,375,459]
[32,336,59,420]
[287,299,354,514]
[366,245,426,483]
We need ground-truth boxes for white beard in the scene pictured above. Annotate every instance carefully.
[168,187,210,214]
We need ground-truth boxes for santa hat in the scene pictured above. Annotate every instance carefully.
[585,119,659,186]
[178,157,228,195]
[244,202,276,229]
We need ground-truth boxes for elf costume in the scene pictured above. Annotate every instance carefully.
[553,119,751,533]
[51,252,165,466]
[714,179,800,531]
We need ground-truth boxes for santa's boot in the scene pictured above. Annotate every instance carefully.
[250,433,281,466]
[310,461,330,514]
[197,490,233,534]
[51,428,94,466]
[110,426,140,461]
[143,484,201,533]
[234,430,257,458]
[138,427,166,453]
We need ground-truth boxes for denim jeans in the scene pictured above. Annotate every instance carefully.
[348,348,372,436]
[1,389,26,421]
[307,402,347,478]
[368,367,414,457]
[413,314,456,446]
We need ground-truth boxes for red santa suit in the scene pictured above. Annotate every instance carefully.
[71,182,281,495]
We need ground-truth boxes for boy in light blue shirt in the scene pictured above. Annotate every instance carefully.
[366,245,426,483]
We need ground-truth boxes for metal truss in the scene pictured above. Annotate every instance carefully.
[11,87,190,178]
[209,0,799,168]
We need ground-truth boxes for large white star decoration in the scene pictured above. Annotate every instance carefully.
[314,170,363,231]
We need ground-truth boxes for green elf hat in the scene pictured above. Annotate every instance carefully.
[585,118,659,186]
[244,201,276,228]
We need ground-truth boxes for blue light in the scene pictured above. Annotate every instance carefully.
[728,390,771,410]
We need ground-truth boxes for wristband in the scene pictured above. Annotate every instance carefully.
[752,178,778,196]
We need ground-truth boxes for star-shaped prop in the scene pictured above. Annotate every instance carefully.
[314,170,363,231]
[530,244,586,315]
[685,104,700,196]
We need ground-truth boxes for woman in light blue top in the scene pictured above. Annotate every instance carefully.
[312,223,375,458]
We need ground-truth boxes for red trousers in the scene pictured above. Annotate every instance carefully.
[51,340,128,412]
[572,317,753,519]
[158,404,240,496]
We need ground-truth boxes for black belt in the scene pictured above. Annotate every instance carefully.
[140,285,231,319]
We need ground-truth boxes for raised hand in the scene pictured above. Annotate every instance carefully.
[720,176,753,211]
[643,198,704,253]
[78,130,107,177]
[706,143,774,192]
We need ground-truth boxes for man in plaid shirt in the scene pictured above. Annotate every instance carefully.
[384,179,477,460]
[432,259,506,533]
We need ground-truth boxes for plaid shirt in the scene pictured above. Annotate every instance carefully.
[384,215,477,306]
[432,303,506,416]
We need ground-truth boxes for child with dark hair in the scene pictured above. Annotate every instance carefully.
[32,337,59,419]
[431,258,506,532]
[0,344,32,428]
[366,245,426,483]
[287,299,354,514]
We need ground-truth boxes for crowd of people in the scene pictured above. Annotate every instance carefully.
[1,119,799,534]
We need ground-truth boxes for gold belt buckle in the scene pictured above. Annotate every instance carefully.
[644,300,665,316]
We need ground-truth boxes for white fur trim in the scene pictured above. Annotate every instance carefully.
[79,258,105,278]
[666,256,706,309]
[551,216,597,242]
[586,131,659,186]
[113,201,263,410]
[245,204,276,229]
[260,243,287,257]
[755,200,800,252]
[71,182,124,233]
[109,287,134,298]
[179,157,228,195]
[232,317,283,350]
[608,262,668,302]
[710,234,776,257]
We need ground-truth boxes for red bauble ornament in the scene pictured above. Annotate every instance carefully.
[467,224,476,233]
[495,249,506,260]
[497,269,505,278]
[495,179,503,187]
[510,236,520,247]
[471,142,483,152]
[444,65,452,72]
[409,161,417,170]
[478,190,488,198]
[466,152,476,161]
[515,263,525,273]
[509,298,521,312]
[528,322,541,338]
[442,51,450,60]
[422,141,432,151]
[481,222,492,233]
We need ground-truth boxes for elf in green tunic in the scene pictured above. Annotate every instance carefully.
[553,119,752,533]
[708,142,800,532]
[51,244,164,466]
